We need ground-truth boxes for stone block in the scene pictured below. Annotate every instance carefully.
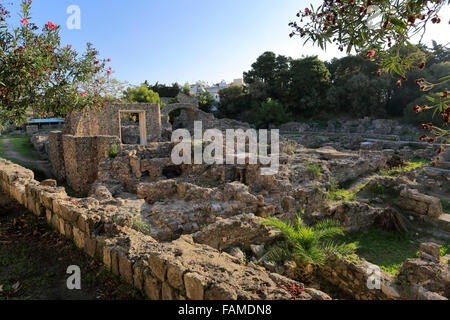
[118,253,134,284]
[144,271,161,300]
[184,272,205,300]
[149,254,167,282]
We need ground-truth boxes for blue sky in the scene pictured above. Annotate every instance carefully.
[6,0,450,86]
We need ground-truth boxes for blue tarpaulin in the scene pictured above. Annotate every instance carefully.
[28,118,64,124]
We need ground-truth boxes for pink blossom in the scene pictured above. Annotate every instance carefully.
[367,50,376,58]
[47,21,57,30]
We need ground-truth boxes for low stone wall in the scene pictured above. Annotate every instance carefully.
[26,125,39,135]
[397,188,443,218]
[0,158,327,300]
[317,254,400,300]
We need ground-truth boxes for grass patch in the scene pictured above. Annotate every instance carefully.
[8,135,35,159]
[379,158,430,176]
[441,199,450,214]
[441,239,450,257]
[341,226,421,275]
[132,218,150,235]
[328,182,368,202]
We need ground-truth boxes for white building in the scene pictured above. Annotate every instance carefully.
[190,79,244,102]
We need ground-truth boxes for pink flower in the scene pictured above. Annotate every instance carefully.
[107,70,111,75]
[109,67,112,70]
[47,21,57,30]
[305,8,310,14]
[21,18,28,25]
[367,50,375,59]
[108,58,111,62]
[80,91,87,97]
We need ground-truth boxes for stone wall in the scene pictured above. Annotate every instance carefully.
[26,125,39,136]
[61,135,121,193]
[0,158,328,301]
[48,131,66,181]
[63,103,162,142]
[317,254,401,300]
[397,188,443,218]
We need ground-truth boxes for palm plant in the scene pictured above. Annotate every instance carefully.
[262,216,355,267]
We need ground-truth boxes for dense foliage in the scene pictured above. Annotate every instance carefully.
[0,0,112,128]
[145,81,181,98]
[262,216,355,267]
[217,43,448,127]
[123,84,160,103]
[289,0,449,163]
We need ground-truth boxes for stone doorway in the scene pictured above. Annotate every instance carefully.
[118,111,147,145]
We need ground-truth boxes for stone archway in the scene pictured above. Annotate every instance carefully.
[161,103,200,130]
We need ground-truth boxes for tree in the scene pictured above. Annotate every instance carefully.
[257,98,292,128]
[0,0,112,128]
[244,51,292,104]
[147,82,180,98]
[124,84,160,103]
[290,0,450,164]
[217,84,251,118]
[182,82,191,95]
[288,56,331,116]
[197,90,215,113]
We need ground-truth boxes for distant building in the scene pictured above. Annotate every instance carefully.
[189,79,243,102]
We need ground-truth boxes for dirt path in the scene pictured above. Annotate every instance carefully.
[0,191,144,300]
[1,137,53,180]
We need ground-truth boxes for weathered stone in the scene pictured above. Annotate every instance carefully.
[167,263,185,290]
[419,243,441,261]
[144,272,161,300]
[72,227,85,249]
[184,272,205,300]
[250,244,265,259]
[205,283,237,300]
[149,254,167,282]
[118,253,134,284]
[40,179,57,187]
[162,282,175,300]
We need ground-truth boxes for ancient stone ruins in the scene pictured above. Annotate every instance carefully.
[2,100,449,300]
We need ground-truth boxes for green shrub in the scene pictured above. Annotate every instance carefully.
[108,144,118,158]
[133,219,150,235]
[372,183,385,195]
[257,98,293,128]
[304,162,322,179]
[261,216,355,267]
[441,199,450,214]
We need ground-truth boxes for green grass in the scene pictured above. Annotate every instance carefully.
[441,199,450,214]
[0,135,47,181]
[8,135,35,159]
[441,239,450,257]
[328,182,368,202]
[304,162,322,179]
[379,158,431,176]
[341,227,422,275]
